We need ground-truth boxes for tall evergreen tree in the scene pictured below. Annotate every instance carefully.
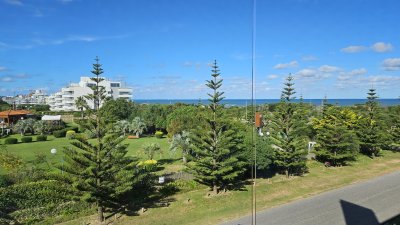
[312,106,359,166]
[358,88,383,157]
[189,60,246,194]
[62,57,137,222]
[269,74,307,178]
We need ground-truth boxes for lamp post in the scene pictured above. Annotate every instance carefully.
[50,148,64,174]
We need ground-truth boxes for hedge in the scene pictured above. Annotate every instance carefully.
[53,130,66,138]
[21,137,32,143]
[4,138,18,144]
[66,130,76,140]
[36,135,47,142]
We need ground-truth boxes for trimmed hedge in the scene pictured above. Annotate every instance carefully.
[66,130,76,140]
[155,131,164,139]
[36,135,47,142]
[53,130,66,138]
[21,137,33,143]
[4,138,18,144]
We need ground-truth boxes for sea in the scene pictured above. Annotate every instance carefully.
[134,99,400,107]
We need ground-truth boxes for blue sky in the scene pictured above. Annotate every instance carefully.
[1,0,399,99]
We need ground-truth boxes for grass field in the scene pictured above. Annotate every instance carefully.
[0,134,177,174]
[58,150,400,225]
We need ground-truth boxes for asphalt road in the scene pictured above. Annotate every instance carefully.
[221,170,400,225]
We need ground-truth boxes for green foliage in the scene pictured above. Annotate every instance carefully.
[170,131,192,163]
[0,180,75,213]
[4,138,18,144]
[75,96,88,120]
[63,57,139,222]
[137,159,158,172]
[312,106,359,166]
[113,120,130,136]
[269,74,307,177]
[99,98,134,122]
[36,135,47,142]
[65,130,76,140]
[33,120,48,135]
[0,145,24,170]
[357,88,384,157]
[21,136,33,143]
[189,60,246,194]
[155,131,164,138]
[53,130,66,138]
[143,143,161,160]
[130,117,147,137]
[166,106,204,138]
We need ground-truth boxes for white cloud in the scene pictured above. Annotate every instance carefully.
[337,68,367,81]
[267,74,278,80]
[4,0,23,6]
[319,65,340,73]
[273,61,298,69]
[371,42,393,53]
[336,75,400,90]
[341,45,367,53]
[382,58,400,71]
[0,73,30,82]
[302,55,318,61]
[296,69,318,78]
[0,66,7,72]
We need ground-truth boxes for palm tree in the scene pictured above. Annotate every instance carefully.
[33,120,48,135]
[143,143,161,160]
[114,120,130,136]
[13,120,29,136]
[130,117,146,138]
[75,96,88,119]
[170,131,191,163]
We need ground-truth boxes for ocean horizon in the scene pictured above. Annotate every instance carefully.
[134,99,400,106]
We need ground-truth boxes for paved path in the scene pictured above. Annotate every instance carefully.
[222,170,400,225]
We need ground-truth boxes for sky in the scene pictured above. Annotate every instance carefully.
[0,0,400,99]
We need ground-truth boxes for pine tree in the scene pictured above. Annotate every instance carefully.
[62,57,137,222]
[189,60,246,194]
[358,88,383,157]
[270,74,307,178]
[312,106,359,166]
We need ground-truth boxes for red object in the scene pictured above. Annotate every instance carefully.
[128,135,139,139]
[255,112,263,128]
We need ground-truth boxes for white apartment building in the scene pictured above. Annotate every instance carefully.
[47,77,132,111]
[2,90,47,105]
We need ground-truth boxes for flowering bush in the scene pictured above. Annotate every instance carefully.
[66,130,76,140]
[155,131,163,139]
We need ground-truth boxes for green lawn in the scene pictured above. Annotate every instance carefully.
[1,134,179,174]
[59,150,400,225]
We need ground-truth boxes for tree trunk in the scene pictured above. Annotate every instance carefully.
[136,132,140,138]
[213,183,218,195]
[81,109,84,119]
[182,155,187,164]
[285,169,289,179]
[98,205,104,222]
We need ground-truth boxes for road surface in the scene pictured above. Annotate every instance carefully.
[222,170,400,225]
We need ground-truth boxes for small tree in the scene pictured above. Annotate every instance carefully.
[75,96,88,119]
[13,120,29,136]
[130,117,146,138]
[312,106,359,166]
[143,143,161,160]
[169,131,191,163]
[114,120,130,136]
[33,120,48,135]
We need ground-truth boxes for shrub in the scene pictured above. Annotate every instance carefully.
[4,138,18,144]
[53,130,66,138]
[36,135,47,142]
[66,130,76,140]
[21,137,33,143]
[67,127,79,133]
[155,131,164,139]
[84,129,96,139]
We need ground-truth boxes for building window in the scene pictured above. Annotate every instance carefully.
[111,83,120,87]
[87,83,96,87]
